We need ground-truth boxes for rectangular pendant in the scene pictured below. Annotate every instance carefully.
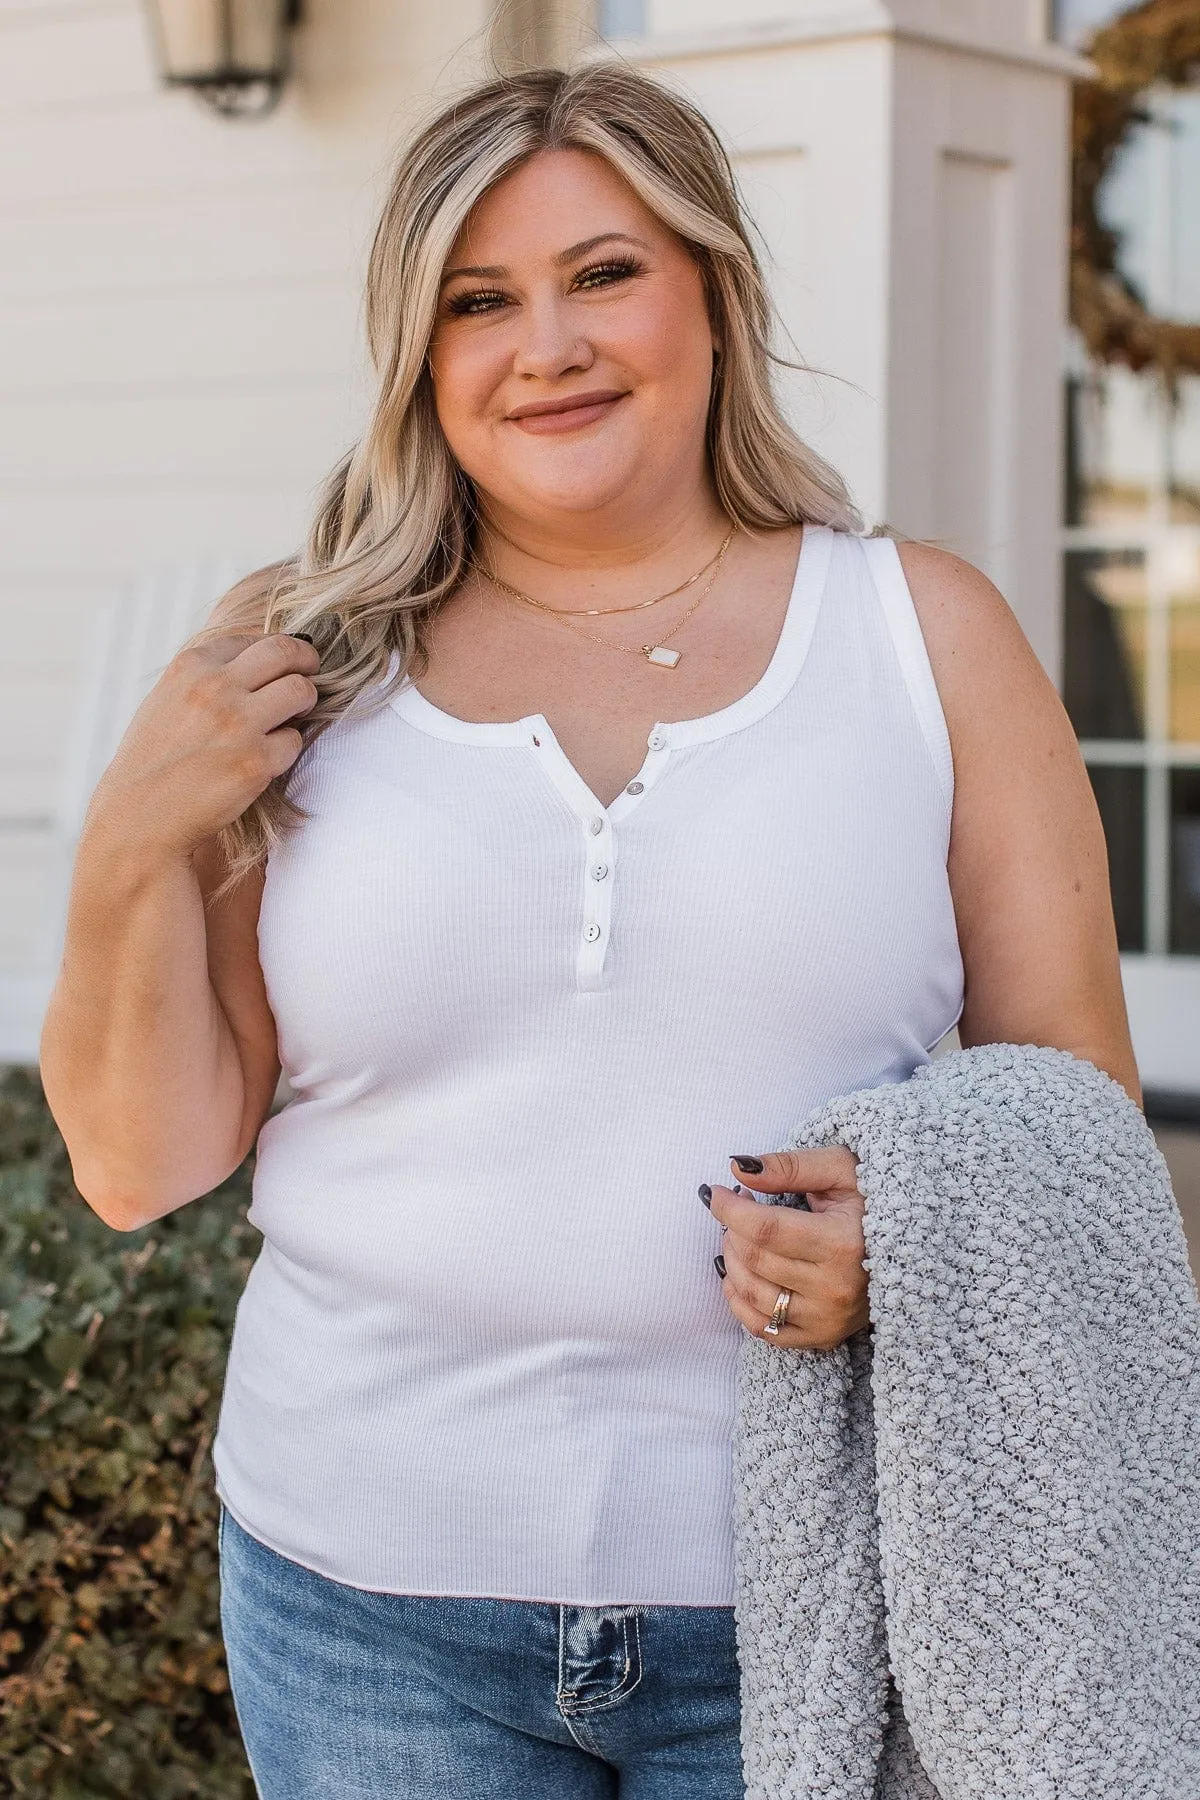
[644,644,681,668]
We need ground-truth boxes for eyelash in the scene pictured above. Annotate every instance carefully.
[576,255,642,289]
[444,255,643,317]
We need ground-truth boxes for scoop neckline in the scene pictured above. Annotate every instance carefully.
[387,523,834,749]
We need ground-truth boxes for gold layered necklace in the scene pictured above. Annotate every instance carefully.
[475,524,736,670]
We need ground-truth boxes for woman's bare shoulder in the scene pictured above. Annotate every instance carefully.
[891,535,1084,854]
[892,538,1042,705]
[890,536,1076,771]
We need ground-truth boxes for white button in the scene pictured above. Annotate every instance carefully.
[589,817,605,835]
[647,730,666,751]
[583,922,602,943]
[626,780,644,795]
[590,863,609,881]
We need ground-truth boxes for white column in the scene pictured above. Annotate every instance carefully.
[618,0,1087,676]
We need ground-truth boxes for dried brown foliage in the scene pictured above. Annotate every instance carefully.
[1071,0,1200,380]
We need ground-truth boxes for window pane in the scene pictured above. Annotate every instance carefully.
[1174,376,1200,524]
[1171,602,1200,743]
[1168,534,1200,742]
[1064,362,1162,527]
[1098,88,1200,328]
[1089,765,1145,951]
[1064,549,1146,738]
[1168,94,1200,325]
[1170,769,1200,953]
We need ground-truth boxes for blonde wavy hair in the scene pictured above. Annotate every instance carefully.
[210,59,862,883]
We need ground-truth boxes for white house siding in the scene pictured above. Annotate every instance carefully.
[0,0,491,1058]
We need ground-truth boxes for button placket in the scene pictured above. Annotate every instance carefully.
[573,729,673,986]
[525,717,683,989]
[607,729,670,824]
[572,726,674,986]
[577,809,615,989]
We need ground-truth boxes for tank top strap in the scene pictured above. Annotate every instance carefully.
[857,533,954,816]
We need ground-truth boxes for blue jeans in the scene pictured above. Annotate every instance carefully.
[218,1506,745,1798]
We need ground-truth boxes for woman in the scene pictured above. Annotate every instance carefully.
[41,62,1139,1800]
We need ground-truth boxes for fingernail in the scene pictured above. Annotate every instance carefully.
[713,1254,726,1279]
[293,631,316,645]
[731,1155,763,1174]
[733,1184,743,1194]
[698,1184,712,1208]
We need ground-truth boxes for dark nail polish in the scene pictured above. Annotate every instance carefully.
[293,631,316,645]
[731,1155,763,1174]
[733,1184,743,1194]
[713,1254,726,1279]
[698,1184,712,1208]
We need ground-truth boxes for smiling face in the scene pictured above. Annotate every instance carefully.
[428,147,719,535]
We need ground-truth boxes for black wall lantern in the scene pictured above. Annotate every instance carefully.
[144,0,303,118]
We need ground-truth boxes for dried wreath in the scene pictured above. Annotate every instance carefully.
[1071,0,1200,382]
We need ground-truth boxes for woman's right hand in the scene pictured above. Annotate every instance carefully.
[85,632,322,860]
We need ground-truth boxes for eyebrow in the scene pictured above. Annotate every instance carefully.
[440,231,652,287]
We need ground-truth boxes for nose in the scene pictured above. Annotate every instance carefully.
[511,292,594,382]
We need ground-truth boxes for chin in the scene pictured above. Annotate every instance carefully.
[518,481,636,518]
[487,423,650,515]
[503,457,647,520]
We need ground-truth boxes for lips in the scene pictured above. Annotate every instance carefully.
[505,390,628,434]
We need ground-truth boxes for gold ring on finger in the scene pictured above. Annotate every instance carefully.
[761,1287,792,1338]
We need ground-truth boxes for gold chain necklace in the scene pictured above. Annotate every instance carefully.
[477,525,736,670]
[477,529,729,619]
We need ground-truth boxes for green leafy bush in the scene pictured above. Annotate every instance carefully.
[0,1069,256,1797]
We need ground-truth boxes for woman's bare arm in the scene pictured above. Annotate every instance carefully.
[898,540,1141,1104]
[39,573,317,1229]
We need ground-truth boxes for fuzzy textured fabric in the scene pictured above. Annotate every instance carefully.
[733,1043,1200,1800]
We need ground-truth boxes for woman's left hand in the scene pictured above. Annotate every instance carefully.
[705,1148,870,1351]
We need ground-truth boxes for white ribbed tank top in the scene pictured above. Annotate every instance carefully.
[213,527,963,1605]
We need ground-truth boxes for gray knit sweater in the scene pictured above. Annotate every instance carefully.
[733,1043,1200,1800]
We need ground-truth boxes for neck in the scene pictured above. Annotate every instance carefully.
[474,485,732,606]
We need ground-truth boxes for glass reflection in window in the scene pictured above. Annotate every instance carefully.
[1064,549,1146,739]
